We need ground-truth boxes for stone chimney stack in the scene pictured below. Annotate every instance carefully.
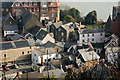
[79,22,81,30]
[75,56,78,61]
[60,65,62,70]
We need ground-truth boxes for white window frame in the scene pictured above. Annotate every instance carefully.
[52,8,54,11]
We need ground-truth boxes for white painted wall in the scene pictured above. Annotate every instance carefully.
[4,31,17,37]
[32,50,62,64]
[77,32,105,44]
[42,34,55,44]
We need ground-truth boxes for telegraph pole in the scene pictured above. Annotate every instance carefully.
[47,50,49,79]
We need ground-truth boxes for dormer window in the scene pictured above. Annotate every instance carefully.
[16,3,20,6]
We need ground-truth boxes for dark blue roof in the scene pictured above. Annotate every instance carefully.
[14,40,30,48]
[0,42,13,50]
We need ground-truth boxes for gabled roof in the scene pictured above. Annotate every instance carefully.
[2,2,13,8]
[77,49,100,62]
[3,13,16,24]
[36,30,48,40]
[104,34,119,48]
[106,47,120,53]
[3,25,18,31]
[53,21,62,28]
[11,2,24,7]
[0,39,35,50]
[41,41,58,48]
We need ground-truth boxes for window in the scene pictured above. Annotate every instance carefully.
[88,34,89,37]
[101,33,102,36]
[92,34,94,37]
[52,13,54,17]
[62,32,64,36]
[24,2,28,6]
[87,38,89,42]
[28,51,29,53]
[57,48,58,52]
[16,3,20,6]
[4,54,6,57]
[45,59,47,62]
[42,8,46,11]
[34,2,37,5]
[56,54,58,57]
[37,8,39,11]
[83,35,84,37]
[30,46,31,49]
[101,38,102,41]
[29,2,32,6]
[36,60,38,62]
[51,2,54,5]
[34,8,36,11]
[34,54,36,56]
[92,39,94,41]
[52,8,54,11]
[59,28,61,31]
[1,8,4,11]
[9,22,12,24]
[83,39,84,42]
[33,59,34,61]
[22,52,24,54]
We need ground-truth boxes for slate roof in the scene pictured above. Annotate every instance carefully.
[81,28,104,34]
[0,42,13,50]
[92,43,104,48]
[0,39,34,50]
[104,34,119,48]
[9,34,23,41]
[14,40,30,48]
[53,21,62,28]
[2,2,13,8]
[41,41,57,48]
[3,25,18,31]
[36,30,48,40]
[29,26,41,36]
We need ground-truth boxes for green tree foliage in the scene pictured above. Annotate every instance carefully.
[85,10,97,25]
[60,10,69,21]
[64,15,75,22]
[69,8,81,22]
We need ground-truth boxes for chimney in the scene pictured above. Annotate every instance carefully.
[97,58,99,64]
[75,56,78,61]
[59,65,62,70]
[79,22,81,30]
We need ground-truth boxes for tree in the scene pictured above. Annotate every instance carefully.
[69,8,81,22]
[64,15,75,22]
[85,10,97,25]
[60,10,69,21]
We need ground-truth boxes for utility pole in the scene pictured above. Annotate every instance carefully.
[47,50,49,79]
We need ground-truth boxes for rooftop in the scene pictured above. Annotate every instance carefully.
[81,28,104,34]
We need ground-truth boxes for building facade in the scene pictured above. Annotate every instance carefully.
[11,0,60,21]
[77,28,105,44]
